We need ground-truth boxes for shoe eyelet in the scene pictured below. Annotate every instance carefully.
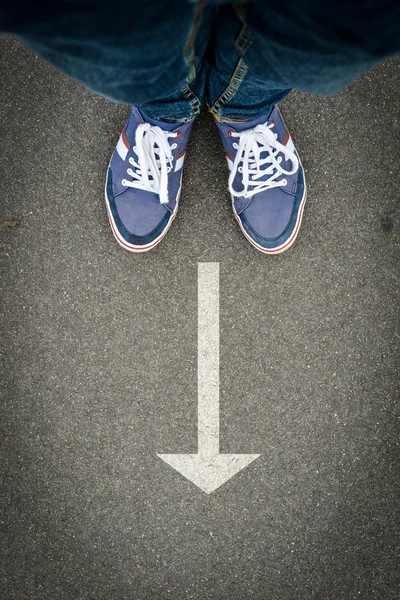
[176,130,181,137]
[228,130,233,137]
[270,120,276,128]
[121,179,127,186]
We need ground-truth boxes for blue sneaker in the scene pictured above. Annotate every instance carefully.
[105,107,193,252]
[215,106,306,254]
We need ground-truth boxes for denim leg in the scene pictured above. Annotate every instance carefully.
[4,0,215,122]
[207,0,400,121]
[206,2,291,121]
[138,0,216,122]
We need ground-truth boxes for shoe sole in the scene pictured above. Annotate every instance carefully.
[104,167,181,253]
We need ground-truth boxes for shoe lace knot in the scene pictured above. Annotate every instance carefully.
[122,123,178,205]
[229,123,299,199]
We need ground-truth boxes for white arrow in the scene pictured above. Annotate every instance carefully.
[158,262,260,494]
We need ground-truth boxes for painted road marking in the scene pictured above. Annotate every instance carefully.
[158,262,260,494]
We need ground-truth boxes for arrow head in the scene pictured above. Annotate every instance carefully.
[157,453,261,494]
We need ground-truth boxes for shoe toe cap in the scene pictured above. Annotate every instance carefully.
[115,190,169,238]
[106,172,171,249]
[237,177,306,252]
[241,192,294,241]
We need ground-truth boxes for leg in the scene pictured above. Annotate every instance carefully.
[207,0,400,121]
[208,0,400,253]
[1,0,215,122]
[206,2,291,122]
[1,0,216,250]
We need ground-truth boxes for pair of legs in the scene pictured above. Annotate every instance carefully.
[2,0,400,251]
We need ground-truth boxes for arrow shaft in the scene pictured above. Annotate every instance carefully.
[198,263,220,457]
[158,262,261,493]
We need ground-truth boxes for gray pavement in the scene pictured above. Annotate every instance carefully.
[0,34,399,600]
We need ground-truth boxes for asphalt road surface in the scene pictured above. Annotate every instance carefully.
[1,35,399,600]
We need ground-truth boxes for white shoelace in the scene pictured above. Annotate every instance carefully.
[229,123,299,199]
[121,123,178,204]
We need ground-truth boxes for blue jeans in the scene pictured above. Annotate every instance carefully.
[2,0,400,123]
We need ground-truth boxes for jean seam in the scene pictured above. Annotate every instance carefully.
[235,26,252,55]
[182,82,202,118]
[233,0,246,19]
[209,0,253,117]
[179,0,208,119]
[209,57,249,115]
[234,0,251,56]
[161,115,193,123]
[184,0,208,82]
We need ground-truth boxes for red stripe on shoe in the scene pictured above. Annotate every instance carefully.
[282,128,290,146]
[122,130,130,149]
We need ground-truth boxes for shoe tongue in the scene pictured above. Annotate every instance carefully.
[220,109,274,132]
[137,109,180,132]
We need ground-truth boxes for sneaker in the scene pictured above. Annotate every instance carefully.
[105,107,193,252]
[215,106,306,254]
